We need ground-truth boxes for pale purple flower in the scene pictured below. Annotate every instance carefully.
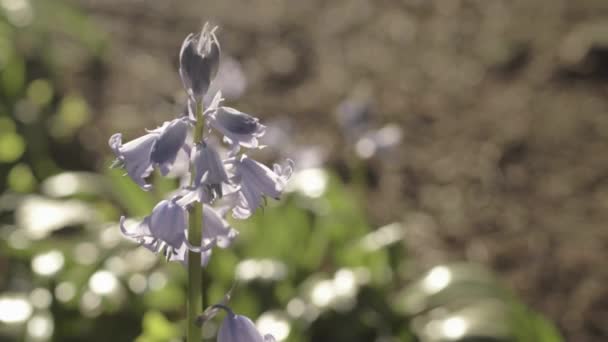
[120,197,187,252]
[179,23,221,100]
[193,141,229,198]
[208,106,266,149]
[335,98,373,139]
[169,204,238,266]
[202,204,238,249]
[110,118,190,189]
[150,118,190,175]
[203,56,247,106]
[231,155,293,219]
[217,307,276,342]
[109,133,156,191]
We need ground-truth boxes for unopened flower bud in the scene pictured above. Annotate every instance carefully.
[179,23,221,100]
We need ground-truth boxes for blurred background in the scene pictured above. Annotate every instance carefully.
[1,0,607,341]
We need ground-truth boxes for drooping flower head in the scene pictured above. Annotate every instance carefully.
[119,197,187,255]
[209,106,266,149]
[109,117,191,190]
[230,155,294,219]
[109,132,156,190]
[149,118,190,175]
[193,141,229,199]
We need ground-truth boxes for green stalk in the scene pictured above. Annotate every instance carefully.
[187,101,205,342]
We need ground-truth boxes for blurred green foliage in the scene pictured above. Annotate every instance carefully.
[0,1,564,341]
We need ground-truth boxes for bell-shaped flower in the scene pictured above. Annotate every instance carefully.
[120,197,187,252]
[231,155,294,219]
[203,204,238,249]
[150,118,190,176]
[110,117,191,190]
[179,23,221,100]
[208,106,266,149]
[216,306,276,342]
[109,132,157,191]
[169,204,238,267]
[193,141,229,199]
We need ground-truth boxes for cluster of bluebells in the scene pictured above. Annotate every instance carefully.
[109,23,292,341]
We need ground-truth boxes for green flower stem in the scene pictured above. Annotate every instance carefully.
[187,101,205,342]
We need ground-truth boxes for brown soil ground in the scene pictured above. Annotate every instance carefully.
[73,1,608,340]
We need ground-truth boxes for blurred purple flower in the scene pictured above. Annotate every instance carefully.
[355,124,403,159]
[335,98,373,139]
[204,56,247,105]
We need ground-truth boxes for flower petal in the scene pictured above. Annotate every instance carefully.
[218,313,265,342]
[193,142,229,188]
[203,205,238,248]
[179,24,221,100]
[109,132,157,190]
[148,199,187,249]
[150,118,190,175]
[209,107,265,148]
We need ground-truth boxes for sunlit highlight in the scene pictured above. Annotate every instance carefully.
[29,288,52,309]
[290,168,328,198]
[310,280,335,307]
[31,250,64,276]
[17,196,94,239]
[442,316,467,339]
[74,242,99,265]
[27,314,54,339]
[422,266,451,294]
[256,312,291,341]
[360,222,405,251]
[236,258,288,282]
[89,270,118,295]
[128,273,147,294]
[55,282,76,303]
[333,269,356,297]
[0,296,32,323]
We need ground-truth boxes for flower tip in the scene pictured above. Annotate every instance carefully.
[264,334,277,342]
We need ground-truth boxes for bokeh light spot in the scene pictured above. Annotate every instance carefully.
[0,296,32,323]
[89,270,118,295]
[256,312,291,341]
[422,266,451,294]
[0,132,25,162]
[31,250,64,277]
